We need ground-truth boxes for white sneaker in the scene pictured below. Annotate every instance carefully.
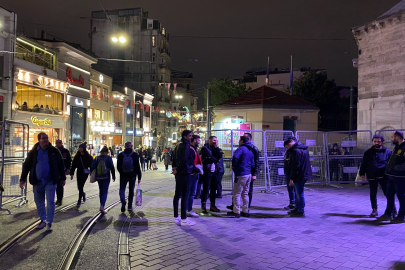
[36,221,46,229]
[181,218,196,226]
[175,217,181,223]
[47,223,53,231]
[187,211,199,217]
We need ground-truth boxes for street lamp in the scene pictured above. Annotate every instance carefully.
[112,37,118,43]
[119,36,126,43]
[112,36,126,43]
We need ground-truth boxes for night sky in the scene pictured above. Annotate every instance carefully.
[2,0,401,105]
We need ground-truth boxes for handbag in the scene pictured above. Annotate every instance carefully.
[80,156,90,174]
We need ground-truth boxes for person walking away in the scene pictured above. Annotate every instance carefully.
[359,135,393,217]
[91,146,116,214]
[163,148,171,171]
[89,144,96,158]
[201,136,223,213]
[109,146,115,158]
[378,131,405,223]
[156,146,162,162]
[329,143,341,181]
[172,130,196,226]
[117,142,142,212]
[188,135,203,217]
[146,146,153,170]
[284,138,312,217]
[96,145,100,156]
[19,132,66,231]
[70,143,94,207]
[283,137,297,211]
[55,139,71,206]
[227,136,254,218]
[140,148,146,172]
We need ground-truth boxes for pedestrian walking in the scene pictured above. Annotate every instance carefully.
[163,148,171,170]
[227,136,255,218]
[19,132,66,231]
[283,137,297,211]
[90,146,116,214]
[96,145,100,156]
[201,136,223,213]
[378,131,405,223]
[140,147,146,172]
[146,146,153,170]
[188,135,203,217]
[55,139,71,206]
[156,146,162,162]
[109,146,115,158]
[70,143,93,207]
[284,138,312,217]
[172,130,196,226]
[89,144,96,158]
[359,135,393,217]
[117,142,142,212]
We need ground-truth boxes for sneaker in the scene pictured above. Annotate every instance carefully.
[121,204,126,213]
[175,217,181,223]
[36,221,46,229]
[201,202,207,213]
[377,214,393,221]
[187,211,199,217]
[128,205,133,212]
[77,202,81,207]
[100,207,107,215]
[393,209,398,219]
[47,223,53,231]
[226,205,233,210]
[227,211,241,218]
[290,211,305,217]
[82,193,86,202]
[392,216,405,223]
[181,218,196,226]
[210,206,220,212]
[370,208,378,217]
[241,212,250,217]
[284,204,295,210]
[288,208,298,215]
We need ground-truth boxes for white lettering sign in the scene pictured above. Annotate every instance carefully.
[306,140,316,146]
[341,140,356,148]
[275,141,284,148]
[343,167,359,174]
[278,168,284,175]
[75,98,84,106]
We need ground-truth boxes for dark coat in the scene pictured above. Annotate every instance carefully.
[359,146,392,180]
[20,143,66,185]
[70,152,94,178]
[232,143,255,177]
[146,148,152,160]
[201,143,223,173]
[245,141,260,176]
[117,148,142,180]
[386,141,405,178]
[288,143,312,183]
[284,147,294,177]
[172,139,195,175]
[58,146,72,172]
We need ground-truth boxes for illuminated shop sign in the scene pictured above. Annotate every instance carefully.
[31,116,52,126]
[66,67,84,86]
[75,98,84,106]
[90,121,115,135]
[18,70,66,91]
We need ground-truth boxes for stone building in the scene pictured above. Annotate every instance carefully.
[353,0,405,134]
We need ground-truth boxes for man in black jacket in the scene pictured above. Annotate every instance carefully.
[201,136,223,213]
[283,137,297,211]
[19,132,66,231]
[378,131,405,223]
[55,139,71,206]
[284,138,312,217]
[359,135,393,217]
[117,141,142,212]
[146,146,153,170]
[172,130,196,226]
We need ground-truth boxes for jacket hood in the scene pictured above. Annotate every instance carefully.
[123,148,133,154]
[293,142,308,150]
[245,141,254,148]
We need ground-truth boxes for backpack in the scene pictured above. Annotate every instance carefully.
[96,156,109,179]
[122,152,134,173]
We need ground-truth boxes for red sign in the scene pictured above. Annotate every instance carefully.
[155,107,160,112]
[0,95,3,102]
[110,95,114,101]
[145,105,149,112]
[125,100,129,106]
[91,90,96,97]
[140,104,144,110]
[99,93,104,99]
[66,67,84,86]
[131,102,135,107]
[115,99,119,104]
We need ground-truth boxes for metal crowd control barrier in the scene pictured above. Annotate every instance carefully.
[0,120,29,214]
[325,130,372,184]
[375,129,405,149]
[296,131,328,185]
[265,130,294,190]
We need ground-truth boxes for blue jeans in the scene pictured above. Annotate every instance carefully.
[294,180,306,212]
[141,160,145,171]
[33,180,57,223]
[188,174,199,211]
[97,179,110,207]
[286,175,295,205]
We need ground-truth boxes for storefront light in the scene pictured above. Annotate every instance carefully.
[24,72,30,82]
[65,63,90,75]
[137,111,140,119]
[127,108,131,115]
[69,85,90,92]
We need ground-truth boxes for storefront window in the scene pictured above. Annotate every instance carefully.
[94,110,101,121]
[16,40,56,71]
[16,83,63,115]
[104,88,109,102]
[101,111,105,121]
[70,106,86,152]
[88,108,93,119]
[114,108,123,127]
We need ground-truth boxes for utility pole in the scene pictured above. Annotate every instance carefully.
[207,88,212,131]
[349,86,354,131]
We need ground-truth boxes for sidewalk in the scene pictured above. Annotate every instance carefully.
[128,181,405,270]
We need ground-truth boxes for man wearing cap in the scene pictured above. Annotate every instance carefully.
[378,131,405,223]
[359,135,393,217]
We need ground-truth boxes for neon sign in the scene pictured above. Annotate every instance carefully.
[75,98,84,106]
[31,116,52,126]
[66,67,84,86]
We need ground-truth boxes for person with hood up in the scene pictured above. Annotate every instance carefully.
[378,131,405,223]
[359,135,393,217]
[284,138,312,217]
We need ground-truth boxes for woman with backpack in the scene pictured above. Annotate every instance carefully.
[90,146,116,214]
[70,143,94,207]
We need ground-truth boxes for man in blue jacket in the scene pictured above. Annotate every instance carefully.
[227,136,254,218]
[359,135,393,217]
[284,138,312,217]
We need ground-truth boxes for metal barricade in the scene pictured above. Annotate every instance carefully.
[375,129,405,149]
[0,120,29,214]
[264,130,294,189]
[296,131,327,184]
[326,130,372,184]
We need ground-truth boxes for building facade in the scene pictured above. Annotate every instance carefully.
[353,0,405,133]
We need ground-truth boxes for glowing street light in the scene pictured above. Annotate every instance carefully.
[119,36,126,43]
[112,37,118,43]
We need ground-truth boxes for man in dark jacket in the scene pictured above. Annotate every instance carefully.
[172,130,196,226]
[227,136,255,218]
[283,137,297,211]
[359,135,393,217]
[201,136,223,213]
[378,131,405,223]
[19,132,66,231]
[146,146,153,170]
[55,139,71,206]
[329,143,341,181]
[117,141,142,212]
[284,138,312,217]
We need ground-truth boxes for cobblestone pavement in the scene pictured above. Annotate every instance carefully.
[128,181,405,270]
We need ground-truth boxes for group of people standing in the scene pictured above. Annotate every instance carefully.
[19,132,142,231]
